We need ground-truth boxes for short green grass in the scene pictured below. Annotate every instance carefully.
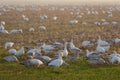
[0,49,120,80]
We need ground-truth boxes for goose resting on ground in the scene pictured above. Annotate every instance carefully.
[3,55,19,62]
[20,59,43,67]
[5,42,14,49]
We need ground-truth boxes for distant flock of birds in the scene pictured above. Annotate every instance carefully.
[0,6,120,68]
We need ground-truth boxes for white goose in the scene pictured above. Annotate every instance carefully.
[3,55,19,62]
[109,51,120,64]
[62,42,68,57]
[110,53,120,64]
[55,42,68,57]
[20,59,43,67]
[52,42,64,49]
[0,29,9,34]
[97,36,109,46]
[38,56,52,65]
[114,38,120,44]
[15,46,25,56]
[38,26,46,30]
[10,29,23,33]
[69,39,75,48]
[48,52,63,67]
[39,42,55,54]
[69,39,81,54]
[5,42,14,49]
[27,48,42,58]
[86,49,101,58]
[28,28,34,32]
[82,41,93,47]
[8,49,17,55]
[96,44,106,53]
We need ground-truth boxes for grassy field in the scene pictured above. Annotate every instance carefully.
[0,5,120,80]
[0,52,120,80]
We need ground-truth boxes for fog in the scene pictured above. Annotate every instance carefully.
[0,0,120,6]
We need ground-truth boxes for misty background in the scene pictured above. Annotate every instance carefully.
[0,0,120,6]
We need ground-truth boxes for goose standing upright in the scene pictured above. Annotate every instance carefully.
[62,42,68,57]
[48,52,63,67]
[69,39,81,54]
[69,39,75,48]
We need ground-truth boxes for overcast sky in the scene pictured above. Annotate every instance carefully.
[0,0,120,5]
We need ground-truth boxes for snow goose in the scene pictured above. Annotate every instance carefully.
[15,46,25,56]
[38,56,52,65]
[69,20,78,25]
[48,52,63,67]
[96,44,106,53]
[20,59,43,67]
[52,42,64,49]
[27,48,42,58]
[38,26,46,30]
[82,41,93,47]
[0,29,9,34]
[55,42,68,57]
[3,55,19,62]
[102,21,109,26]
[10,29,23,33]
[112,21,118,27]
[86,49,101,58]
[39,42,55,54]
[28,28,34,32]
[86,57,106,64]
[114,38,120,44]
[66,52,80,61]
[8,49,17,55]
[69,39,75,48]
[69,39,81,54]
[24,46,35,51]
[110,55,120,64]
[5,42,14,49]
[97,36,109,46]
[62,42,68,57]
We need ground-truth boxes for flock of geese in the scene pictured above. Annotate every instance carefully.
[2,36,120,68]
[0,5,120,68]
